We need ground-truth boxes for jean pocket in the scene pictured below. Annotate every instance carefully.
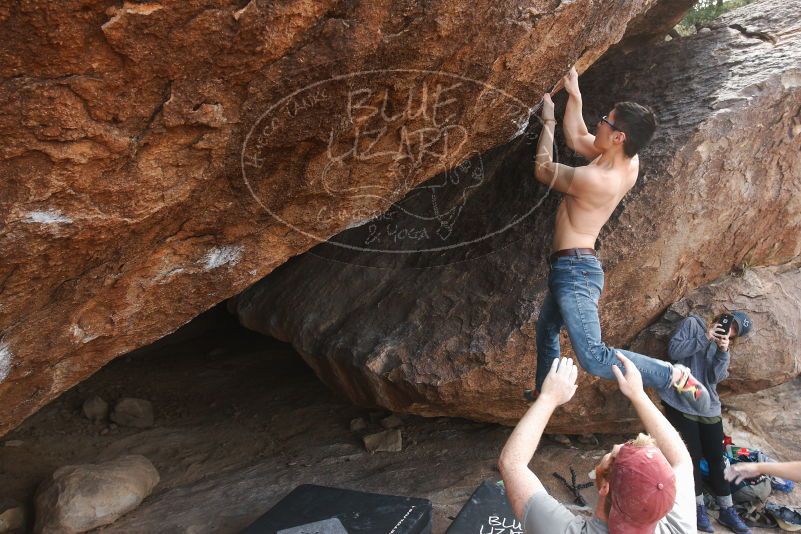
[549,259,573,272]
[581,271,603,302]
[576,255,602,268]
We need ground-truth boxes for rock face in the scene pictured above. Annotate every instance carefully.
[232,0,801,431]
[34,455,159,533]
[613,0,696,50]
[629,264,801,394]
[0,0,676,437]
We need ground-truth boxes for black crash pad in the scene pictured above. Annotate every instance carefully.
[446,480,523,534]
[241,484,432,534]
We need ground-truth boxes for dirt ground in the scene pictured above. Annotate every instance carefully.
[2,307,799,533]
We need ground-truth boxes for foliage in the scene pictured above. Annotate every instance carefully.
[675,0,759,36]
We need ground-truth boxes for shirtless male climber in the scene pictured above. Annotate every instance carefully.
[526,66,710,411]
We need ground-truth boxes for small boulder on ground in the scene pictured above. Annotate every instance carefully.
[110,398,153,428]
[0,499,26,533]
[368,411,388,423]
[379,415,403,429]
[34,454,159,533]
[549,434,571,446]
[82,396,108,422]
[363,429,402,453]
[349,418,367,432]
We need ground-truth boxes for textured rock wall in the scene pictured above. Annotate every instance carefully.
[232,0,801,431]
[0,0,673,436]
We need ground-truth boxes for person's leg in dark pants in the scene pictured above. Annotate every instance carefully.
[662,403,705,494]
[662,403,716,532]
[699,420,751,533]
[699,419,730,500]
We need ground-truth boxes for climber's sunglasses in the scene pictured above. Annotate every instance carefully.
[598,114,622,131]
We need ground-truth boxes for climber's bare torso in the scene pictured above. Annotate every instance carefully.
[552,154,639,251]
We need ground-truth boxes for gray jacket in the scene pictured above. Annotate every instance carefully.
[657,315,730,417]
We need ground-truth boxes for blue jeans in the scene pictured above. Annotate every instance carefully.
[534,253,674,392]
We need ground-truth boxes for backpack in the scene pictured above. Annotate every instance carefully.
[725,444,773,505]
[731,476,772,504]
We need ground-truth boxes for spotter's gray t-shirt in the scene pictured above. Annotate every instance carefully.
[522,478,695,534]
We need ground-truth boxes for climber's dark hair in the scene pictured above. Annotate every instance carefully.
[613,102,657,158]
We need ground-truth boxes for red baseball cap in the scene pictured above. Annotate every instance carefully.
[607,444,677,534]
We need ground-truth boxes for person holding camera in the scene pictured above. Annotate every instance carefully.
[658,311,753,533]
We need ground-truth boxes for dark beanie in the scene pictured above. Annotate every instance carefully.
[733,311,753,337]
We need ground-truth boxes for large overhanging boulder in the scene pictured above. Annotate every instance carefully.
[0,0,685,436]
[231,0,801,432]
